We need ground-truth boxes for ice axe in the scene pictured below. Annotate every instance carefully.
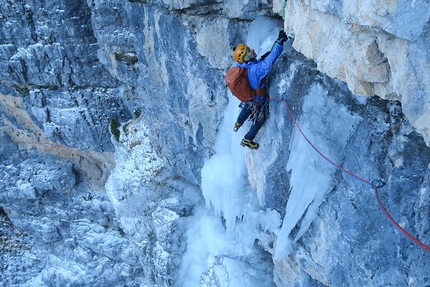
[266,0,288,54]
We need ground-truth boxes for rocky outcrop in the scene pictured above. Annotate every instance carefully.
[0,0,429,286]
[253,49,430,286]
[279,0,430,145]
[0,0,137,285]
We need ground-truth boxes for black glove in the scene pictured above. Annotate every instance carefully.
[260,51,271,60]
[277,30,288,44]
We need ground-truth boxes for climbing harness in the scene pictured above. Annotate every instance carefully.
[248,98,269,124]
[270,95,430,253]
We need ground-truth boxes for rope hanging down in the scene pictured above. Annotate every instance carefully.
[270,96,430,253]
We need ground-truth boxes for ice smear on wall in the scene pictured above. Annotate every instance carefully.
[274,84,361,259]
[106,15,363,285]
[182,17,285,286]
[202,16,283,232]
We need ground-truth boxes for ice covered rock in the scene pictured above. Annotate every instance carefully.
[1,0,429,286]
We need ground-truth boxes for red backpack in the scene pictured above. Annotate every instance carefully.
[225,66,267,102]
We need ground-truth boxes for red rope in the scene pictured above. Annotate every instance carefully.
[270,97,430,252]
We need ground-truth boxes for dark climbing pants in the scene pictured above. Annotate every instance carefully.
[237,102,265,141]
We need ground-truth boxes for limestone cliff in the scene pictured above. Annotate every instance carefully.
[0,0,429,286]
[280,0,430,146]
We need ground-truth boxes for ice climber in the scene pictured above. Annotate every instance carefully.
[232,30,288,149]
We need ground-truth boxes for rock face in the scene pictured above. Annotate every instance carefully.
[0,0,429,286]
[280,0,430,145]
[256,50,430,286]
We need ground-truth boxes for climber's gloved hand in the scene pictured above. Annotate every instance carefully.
[260,50,271,60]
[277,29,288,45]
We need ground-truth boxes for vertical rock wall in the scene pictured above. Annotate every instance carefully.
[1,0,429,286]
[252,49,430,287]
[279,0,430,145]
[0,0,138,285]
[0,0,274,285]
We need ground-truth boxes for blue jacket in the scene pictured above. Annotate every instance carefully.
[237,42,284,90]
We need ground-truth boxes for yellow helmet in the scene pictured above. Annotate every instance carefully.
[233,44,248,63]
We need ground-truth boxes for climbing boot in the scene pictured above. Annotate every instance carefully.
[241,139,259,149]
[233,122,242,132]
